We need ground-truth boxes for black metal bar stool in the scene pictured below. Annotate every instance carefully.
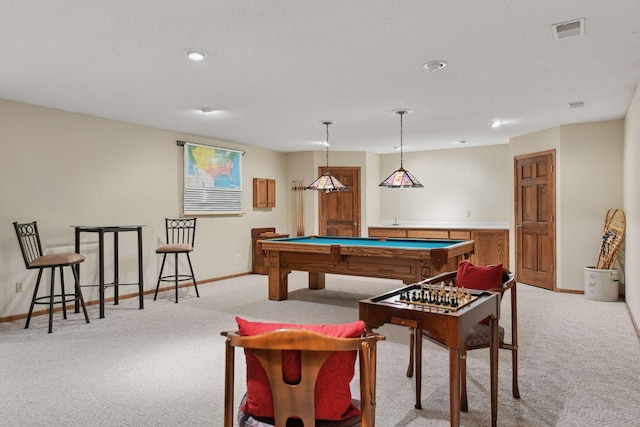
[13,221,90,333]
[154,218,199,303]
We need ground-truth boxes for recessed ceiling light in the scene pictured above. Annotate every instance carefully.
[423,60,447,71]
[199,108,215,114]
[458,140,466,144]
[187,50,207,61]
[489,120,503,128]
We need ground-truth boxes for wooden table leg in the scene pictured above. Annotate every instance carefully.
[406,327,415,378]
[449,347,461,427]
[414,327,422,409]
[490,316,499,427]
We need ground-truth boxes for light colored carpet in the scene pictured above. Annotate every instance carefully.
[1,272,639,426]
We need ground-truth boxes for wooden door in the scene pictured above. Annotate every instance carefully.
[514,150,556,290]
[318,167,361,236]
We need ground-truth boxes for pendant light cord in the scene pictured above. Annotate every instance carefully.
[323,121,334,174]
[325,122,330,171]
[399,111,404,169]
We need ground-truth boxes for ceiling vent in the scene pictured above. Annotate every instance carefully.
[553,19,585,40]
[568,101,586,109]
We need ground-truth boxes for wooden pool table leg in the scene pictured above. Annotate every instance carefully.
[268,251,289,300]
[309,272,326,290]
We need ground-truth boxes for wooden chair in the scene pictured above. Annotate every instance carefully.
[222,328,385,427]
[13,221,90,333]
[154,218,199,303]
[406,268,520,411]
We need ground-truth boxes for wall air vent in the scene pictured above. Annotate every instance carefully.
[553,19,585,40]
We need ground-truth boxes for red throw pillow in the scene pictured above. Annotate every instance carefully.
[457,261,503,290]
[236,317,365,421]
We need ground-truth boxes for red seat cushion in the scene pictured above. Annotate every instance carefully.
[457,262,503,325]
[457,261,503,290]
[236,317,365,421]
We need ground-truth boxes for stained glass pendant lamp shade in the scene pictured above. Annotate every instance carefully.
[379,110,424,188]
[306,121,348,192]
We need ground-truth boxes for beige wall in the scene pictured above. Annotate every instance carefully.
[558,121,624,291]
[286,150,375,236]
[285,151,317,236]
[509,121,624,292]
[378,144,511,224]
[0,97,634,321]
[0,99,288,318]
[365,151,381,228]
[624,83,640,327]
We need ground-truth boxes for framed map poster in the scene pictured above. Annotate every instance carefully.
[182,141,243,214]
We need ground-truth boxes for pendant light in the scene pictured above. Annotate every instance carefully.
[379,110,423,188]
[306,121,348,192]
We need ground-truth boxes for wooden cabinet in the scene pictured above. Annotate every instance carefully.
[251,227,289,274]
[253,178,276,208]
[449,231,471,240]
[408,229,449,239]
[369,227,406,238]
[469,230,509,267]
[368,226,509,268]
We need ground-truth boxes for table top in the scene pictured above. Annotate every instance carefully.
[372,222,510,230]
[72,225,144,233]
[359,284,499,343]
[362,284,495,318]
[266,235,467,249]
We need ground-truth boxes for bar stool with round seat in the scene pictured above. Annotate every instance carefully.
[154,218,199,303]
[13,221,90,333]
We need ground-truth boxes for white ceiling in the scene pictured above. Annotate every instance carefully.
[1,1,639,154]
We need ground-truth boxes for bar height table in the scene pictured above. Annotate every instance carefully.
[73,225,144,318]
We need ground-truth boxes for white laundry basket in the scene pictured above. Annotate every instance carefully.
[584,266,619,301]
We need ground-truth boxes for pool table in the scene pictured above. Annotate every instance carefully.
[258,236,474,300]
